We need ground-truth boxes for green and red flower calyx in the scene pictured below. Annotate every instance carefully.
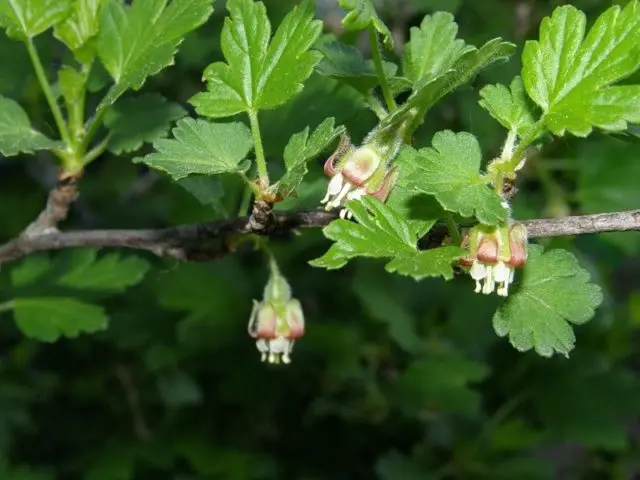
[248,256,305,364]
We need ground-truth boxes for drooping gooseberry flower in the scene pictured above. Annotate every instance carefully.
[247,257,304,364]
[459,223,528,297]
[320,116,413,219]
[321,136,399,218]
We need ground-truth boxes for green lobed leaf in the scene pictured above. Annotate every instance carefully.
[58,66,85,107]
[0,0,71,39]
[190,0,322,118]
[0,96,62,157]
[12,297,108,342]
[493,245,603,357]
[386,146,443,238]
[53,0,105,63]
[315,41,398,94]
[10,255,51,288]
[309,197,417,270]
[479,76,538,137]
[522,2,640,137]
[56,249,150,292]
[402,130,507,225]
[135,118,253,181]
[97,0,213,108]
[273,117,345,198]
[382,38,516,130]
[177,175,227,217]
[337,0,393,49]
[386,246,467,281]
[390,352,490,416]
[103,94,187,154]
[402,11,471,85]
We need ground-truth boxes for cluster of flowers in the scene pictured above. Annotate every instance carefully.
[249,129,530,364]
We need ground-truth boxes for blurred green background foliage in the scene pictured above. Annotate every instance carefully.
[1,0,640,478]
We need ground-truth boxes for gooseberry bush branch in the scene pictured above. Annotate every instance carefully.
[0,0,639,358]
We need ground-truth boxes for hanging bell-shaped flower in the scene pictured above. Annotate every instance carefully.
[459,223,528,297]
[247,257,305,364]
[320,120,408,219]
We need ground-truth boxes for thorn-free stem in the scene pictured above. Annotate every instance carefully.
[84,135,111,166]
[82,104,108,154]
[26,39,72,147]
[445,213,462,245]
[507,120,546,171]
[368,26,397,113]
[248,109,269,188]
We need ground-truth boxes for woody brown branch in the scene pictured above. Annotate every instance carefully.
[0,209,639,264]
[24,170,82,236]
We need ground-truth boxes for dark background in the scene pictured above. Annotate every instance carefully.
[1,0,640,478]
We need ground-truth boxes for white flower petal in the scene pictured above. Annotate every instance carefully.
[469,261,487,280]
[269,337,290,354]
[327,173,344,195]
[493,261,511,283]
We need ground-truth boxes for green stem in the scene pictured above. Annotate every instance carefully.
[0,301,14,313]
[25,39,71,147]
[238,184,253,217]
[248,109,269,188]
[69,63,93,143]
[506,120,545,171]
[445,213,462,244]
[82,104,108,154]
[84,135,111,165]
[368,26,396,113]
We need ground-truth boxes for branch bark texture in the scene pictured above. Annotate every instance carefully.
[1,208,639,264]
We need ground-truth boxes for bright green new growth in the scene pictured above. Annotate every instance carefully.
[337,0,394,49]
[274,118,346,198]
[0,96,62,156]
[54,0,104,63]
[401,131,507,225]
[381,38,516,131]
[136,118,254,181]
[522,1,640,137]
[479,77,537,138]
[310,197,417,270]
[190,0,323,118]
[97,0,213,108]
[0,0,71,39]
[402,11,471,85]
[493,245,603,357]
[311,197,465,281]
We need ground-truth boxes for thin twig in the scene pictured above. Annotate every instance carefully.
[113,364,153,441]
[1,209,639,264]
[23,171,83,236]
